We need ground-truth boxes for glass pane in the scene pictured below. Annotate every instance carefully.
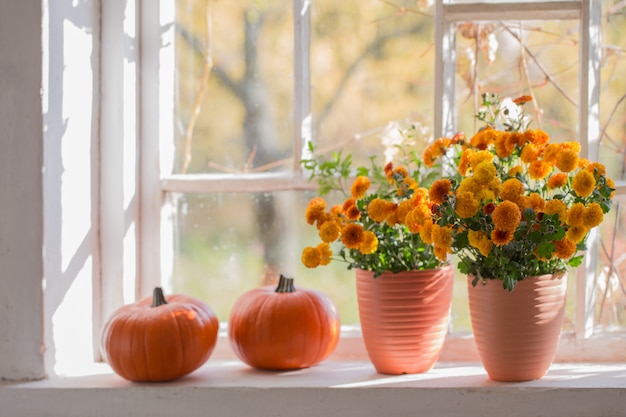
[454,19,580,141]
[310,0,436,166]
[174,0,294,174]
[171,191,360,324]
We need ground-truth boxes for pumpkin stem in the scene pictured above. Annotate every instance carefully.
[275,274,296,293]
[152,287,168,307]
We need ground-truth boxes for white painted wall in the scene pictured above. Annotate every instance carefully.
[0,0,45,381]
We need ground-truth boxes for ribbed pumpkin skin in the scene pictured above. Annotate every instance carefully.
[101,290,219,382]
[228,278,340,370]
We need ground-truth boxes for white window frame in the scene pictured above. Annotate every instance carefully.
[137,0,626,362]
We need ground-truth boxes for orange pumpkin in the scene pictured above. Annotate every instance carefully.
[228,274,340,370]
[101,287,219,382]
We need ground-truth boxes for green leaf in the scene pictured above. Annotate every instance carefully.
[568,255,584,268]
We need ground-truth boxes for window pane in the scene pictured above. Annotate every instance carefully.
[175,0,294,174]
[311,0,435,165]
[171,191,360,324]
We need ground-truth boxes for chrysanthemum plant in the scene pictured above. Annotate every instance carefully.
[425,93,615,291]
[300,126,447,277]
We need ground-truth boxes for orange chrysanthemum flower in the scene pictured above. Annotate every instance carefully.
[429,178,452,205]
[491,200,522,232]
[554,238,577,259]
[542,143,561,165]
[340,223,365,249]
[491,229,514,246]
[318,221,341,243]
[528,160,552,180]
[367,198,396,222]
[524,129,550,146]
[500,178,524,202]
[458,149,474,176]
[344,204,361,221]
[351,176,371,199]
[528,193,545,212]
[305,197,326,225]
[301,246,321,268]
[419,221,434,245]
[317,243,333,266]
[508,165,523,177]
[470,127,498,150]
[586,162,607,177]
[520,143,541,164]
[547,172,568,189]
[495,132,516,158]
[572,170,596,197]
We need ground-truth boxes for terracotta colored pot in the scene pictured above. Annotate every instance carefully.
[468,273,567,382]
[356,265,454,375]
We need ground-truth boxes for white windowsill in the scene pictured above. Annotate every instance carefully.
[2,359,626,417]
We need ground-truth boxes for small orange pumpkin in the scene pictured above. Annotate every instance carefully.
[228,274,340,370]
[101,287,219,382]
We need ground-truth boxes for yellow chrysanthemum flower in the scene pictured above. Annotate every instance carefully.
[367,198,396,222]
[350,176,371,200]
[491,201,522,232]
[318,221,341,243]
[301,246,321,268]
[468,229,493,257]
[340,223,365,249]
[474,161,497,185]
[429,178,452,204]
[455,190,480,218]
[469,150,494,169]
[556,149,579,173]
[583,202,604,228]
[434,245,450,262]
[566,225,588,244]
[566,202,585,227]
[431,223,453,249]
[457,177,481,195]
[544,199,568,224]
[345,204,361,221]
[560,141,581,154]
[554,238,577,259]
[572,169,596,197]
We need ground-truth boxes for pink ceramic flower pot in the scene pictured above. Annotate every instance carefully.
[468,273,567,382]
[356,265,454,374]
